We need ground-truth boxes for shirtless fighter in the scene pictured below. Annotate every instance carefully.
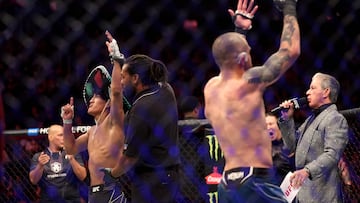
[203,0,300,202]
[61,31,127,203]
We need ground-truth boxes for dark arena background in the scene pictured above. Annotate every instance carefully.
[1,0,360,202]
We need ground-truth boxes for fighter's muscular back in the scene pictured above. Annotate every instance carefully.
[205,11,300,171]
[204,75,272,171]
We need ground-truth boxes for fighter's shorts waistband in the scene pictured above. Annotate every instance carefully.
[222,167,271,186]
[90,183,116,194]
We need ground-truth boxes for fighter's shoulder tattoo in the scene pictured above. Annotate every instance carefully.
[246,53,290,84]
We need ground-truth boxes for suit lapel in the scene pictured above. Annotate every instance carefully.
[295,105,336,167]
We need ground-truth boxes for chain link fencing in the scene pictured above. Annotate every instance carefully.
[1,0,359,202]
[1,112,360,202]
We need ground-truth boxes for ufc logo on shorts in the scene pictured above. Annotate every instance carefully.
[227,172,245,181]
[92,186,100,193]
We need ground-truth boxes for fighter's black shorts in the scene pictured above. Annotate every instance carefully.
[89,183,128,203]
[219,167,287,203]
[221,167,271,188]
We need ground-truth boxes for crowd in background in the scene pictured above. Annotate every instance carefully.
[0,0,360,202]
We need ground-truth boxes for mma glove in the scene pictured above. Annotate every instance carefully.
[274,0,297,17]
[232,11,253,36]
[109,39,125,65]
[100,168,119,183]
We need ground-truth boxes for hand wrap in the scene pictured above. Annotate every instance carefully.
[109,39,125,65]
[232,10,253,36]
[61,105,74,124]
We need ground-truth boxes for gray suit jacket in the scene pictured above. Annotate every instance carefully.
[279,104,348,203]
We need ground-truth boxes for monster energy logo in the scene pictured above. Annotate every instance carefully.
[206,134,223,161]
[207,191,219,203]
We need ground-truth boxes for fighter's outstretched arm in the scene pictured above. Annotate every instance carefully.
[105,30,125,125]
[244,0,300,87]
[61,97,88,155]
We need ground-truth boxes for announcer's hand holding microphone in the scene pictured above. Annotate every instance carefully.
[279,99,296,121]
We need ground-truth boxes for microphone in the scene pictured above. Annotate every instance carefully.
[270,97,307,114]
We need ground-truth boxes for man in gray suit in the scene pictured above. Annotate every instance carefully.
[279,72,348,203]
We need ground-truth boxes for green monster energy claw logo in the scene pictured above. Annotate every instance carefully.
[206,134,223,161]
[207,191,219,203]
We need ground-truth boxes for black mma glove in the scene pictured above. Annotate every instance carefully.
[274,0,297,17]
[232,10,254,36]
[100,168,118,184]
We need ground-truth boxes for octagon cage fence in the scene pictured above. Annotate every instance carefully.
[1,107,360,203]
[1,0,360,203]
